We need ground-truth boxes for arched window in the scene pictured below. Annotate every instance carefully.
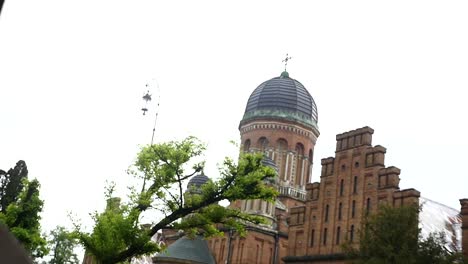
[310,229,315,247]
[243,139,251,152]
[350,225,355,242]
[296,143,304,156]
[323,228,328,245]
[340,179,344,196]
[336,226,341,245]
[277,138,288,181]
[277,138,288,152]
[258,137,269,152]
[338,203,342,220]
[325,204,329,222]
[353,176,358,194]
[295,143,305,185]
[256,245,260,264]
[307,149,314,183]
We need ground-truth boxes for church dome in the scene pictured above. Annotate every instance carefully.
[262,155,278,174]
[262,155,279,184]
[187,172,210,189]
[240,71,318,129]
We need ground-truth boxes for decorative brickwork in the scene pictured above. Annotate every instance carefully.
[284,127,420,264]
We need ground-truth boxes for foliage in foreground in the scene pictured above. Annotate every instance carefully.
[74,136,277,263]
[0,161,48,260]
[344,204,466,264]
[48,226,80,264]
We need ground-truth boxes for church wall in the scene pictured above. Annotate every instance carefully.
[285,127,420,263]
[207,228,285,264]
[239,119,318,188]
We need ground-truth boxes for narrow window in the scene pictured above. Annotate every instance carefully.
[352,200,356,218]
[323,228,328,245]
[366,198,371,215]
[325,204,329,222]
[340,179,344,196]
[341,164,346,171]
[353,176,358,194]
[336,226,341,245]
[220,240,225,262]
[244,139,251,152]
[256,245,260,264]
[338,203,342,220]
[350,225,355,242]
[268,248,272,264]
[310,229,315,247]
[355,161,359,168]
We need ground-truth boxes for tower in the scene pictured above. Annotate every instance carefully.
[239,70,319,210]
[207,70,320,264]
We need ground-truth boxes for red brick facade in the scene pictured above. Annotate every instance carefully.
[284,127,420,264]
[201,126,421,264]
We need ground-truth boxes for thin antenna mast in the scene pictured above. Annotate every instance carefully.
[150,79,160,145]
[140,78,160,194]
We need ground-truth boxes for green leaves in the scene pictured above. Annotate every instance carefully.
[345,205,465,264]
[75,136,277,264]
[48,226,79,264]
[0,178,48,259]
[75,199,160,264]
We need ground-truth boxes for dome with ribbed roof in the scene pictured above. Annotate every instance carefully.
[154,236,216,264]
[187,173,209,188]
[262,155,278,174]
[240,71,318,130]
[187,173,210,194]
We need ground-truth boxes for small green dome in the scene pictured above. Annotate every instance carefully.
[280,71,289,78]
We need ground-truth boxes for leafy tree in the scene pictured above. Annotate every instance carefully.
[0,160,28,213]
[74,136,277,263]
[48,226,79,264]
[0,178,48,259]
[344,204,465,264]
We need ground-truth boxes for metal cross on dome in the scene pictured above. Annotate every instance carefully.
[282,53,292,71]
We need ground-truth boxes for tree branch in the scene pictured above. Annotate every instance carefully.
[112,191,226,263]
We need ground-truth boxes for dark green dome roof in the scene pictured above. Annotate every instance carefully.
[240,71,318,129]
[155,236,215,264]
[262,155,278,174]
[187,173,209,189]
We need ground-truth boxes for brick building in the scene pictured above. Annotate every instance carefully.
[157,70,465,264]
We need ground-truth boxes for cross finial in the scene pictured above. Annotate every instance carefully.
[282,53,292,71]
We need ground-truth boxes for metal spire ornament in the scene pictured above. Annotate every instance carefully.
[141,87,152,116]
[282,53,292,71]
[141,79,160,145]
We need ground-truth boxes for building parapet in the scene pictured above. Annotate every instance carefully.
[278,186,306,201]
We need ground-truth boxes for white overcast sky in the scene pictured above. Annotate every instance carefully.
[1,0,468,238]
